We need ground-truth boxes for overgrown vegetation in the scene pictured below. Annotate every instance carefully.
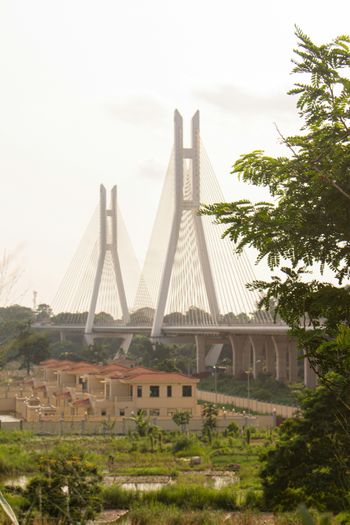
[204,28,350,513]
[199,372,300,406]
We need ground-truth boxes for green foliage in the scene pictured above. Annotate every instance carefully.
[199,372,299,405]
[128,336,195,374]
[128,503,228,525]
[172,410,192,432]
[0,443,36,475]
[260,384,350,512]
[103,483,237,511]
[226,422,240,436]
[203,29,350,514]
[202,403,219,435]
[204,28,350,282]
[172,435,205,457]
[0,305,34,365]
[130,409,151,437]
[9,327,50,374]
[23,448,102,524]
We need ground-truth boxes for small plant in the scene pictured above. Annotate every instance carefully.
[172,410,192,433]
[202,403,219,437]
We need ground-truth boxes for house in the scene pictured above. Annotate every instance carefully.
[13,359,200,421]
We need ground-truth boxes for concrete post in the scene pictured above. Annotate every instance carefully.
[250,336,266,378]
[228,335,248,377]
[272,335,288,383]
[288,339,298,383]
[195,335,207,373]
[265,337,276,378]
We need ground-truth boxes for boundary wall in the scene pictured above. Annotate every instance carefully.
[0,414,274,433]
[198,390,298,418]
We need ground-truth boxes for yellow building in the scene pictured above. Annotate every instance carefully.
[14,359,199,422]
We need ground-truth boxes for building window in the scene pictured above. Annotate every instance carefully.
[182,385,192,397]
[150,409,160,416]
[119,409,125,416]
[167,385,172,397]
[137,385,142,398]
[101,410,107,416]
[150,385,159,397]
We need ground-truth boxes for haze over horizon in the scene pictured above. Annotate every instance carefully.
[1,0,349,308]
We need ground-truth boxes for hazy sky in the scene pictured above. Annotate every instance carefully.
[1,0,349,307]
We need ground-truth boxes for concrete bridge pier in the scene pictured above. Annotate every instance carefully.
[271,335,289,382]
[195,335,207,373]
[228,335,249,378]
[304,350,317,388]
[250,335,266,378]
[265,337,276,376]
[288,340,298,383]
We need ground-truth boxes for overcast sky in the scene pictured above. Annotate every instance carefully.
[1,0,349,307]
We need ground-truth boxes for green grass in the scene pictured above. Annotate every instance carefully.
[103,482,238,511]
[128,503,229,525]
[0,430,269,516]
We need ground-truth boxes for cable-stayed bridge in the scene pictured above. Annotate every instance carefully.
[40,111,316,386]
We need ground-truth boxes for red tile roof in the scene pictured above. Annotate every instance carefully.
[40,361,197,385]
[122,372,198,384]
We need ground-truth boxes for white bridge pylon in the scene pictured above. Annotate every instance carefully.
[151,111,219,338]
[85,185,130,337]
[52,184,141,341]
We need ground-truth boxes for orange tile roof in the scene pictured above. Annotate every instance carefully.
[98,364,129,374]
[122,372,198,384]
[40,360,197,385]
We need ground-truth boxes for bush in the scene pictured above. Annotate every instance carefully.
[227,422,240,436]
[102,485,141,509]
[172,435,205,457]
[172,435,193,453]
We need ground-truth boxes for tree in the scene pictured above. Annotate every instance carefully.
[172,410,192,433]
[203,28,350,511]
[205,28,350,285]
[261,381,350,512]
[23,449,102,524]
[35,303,52,324]
[204,28,350,400]
[10,327,50,374]
[202,403,218,437]
[129,409,151,437]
